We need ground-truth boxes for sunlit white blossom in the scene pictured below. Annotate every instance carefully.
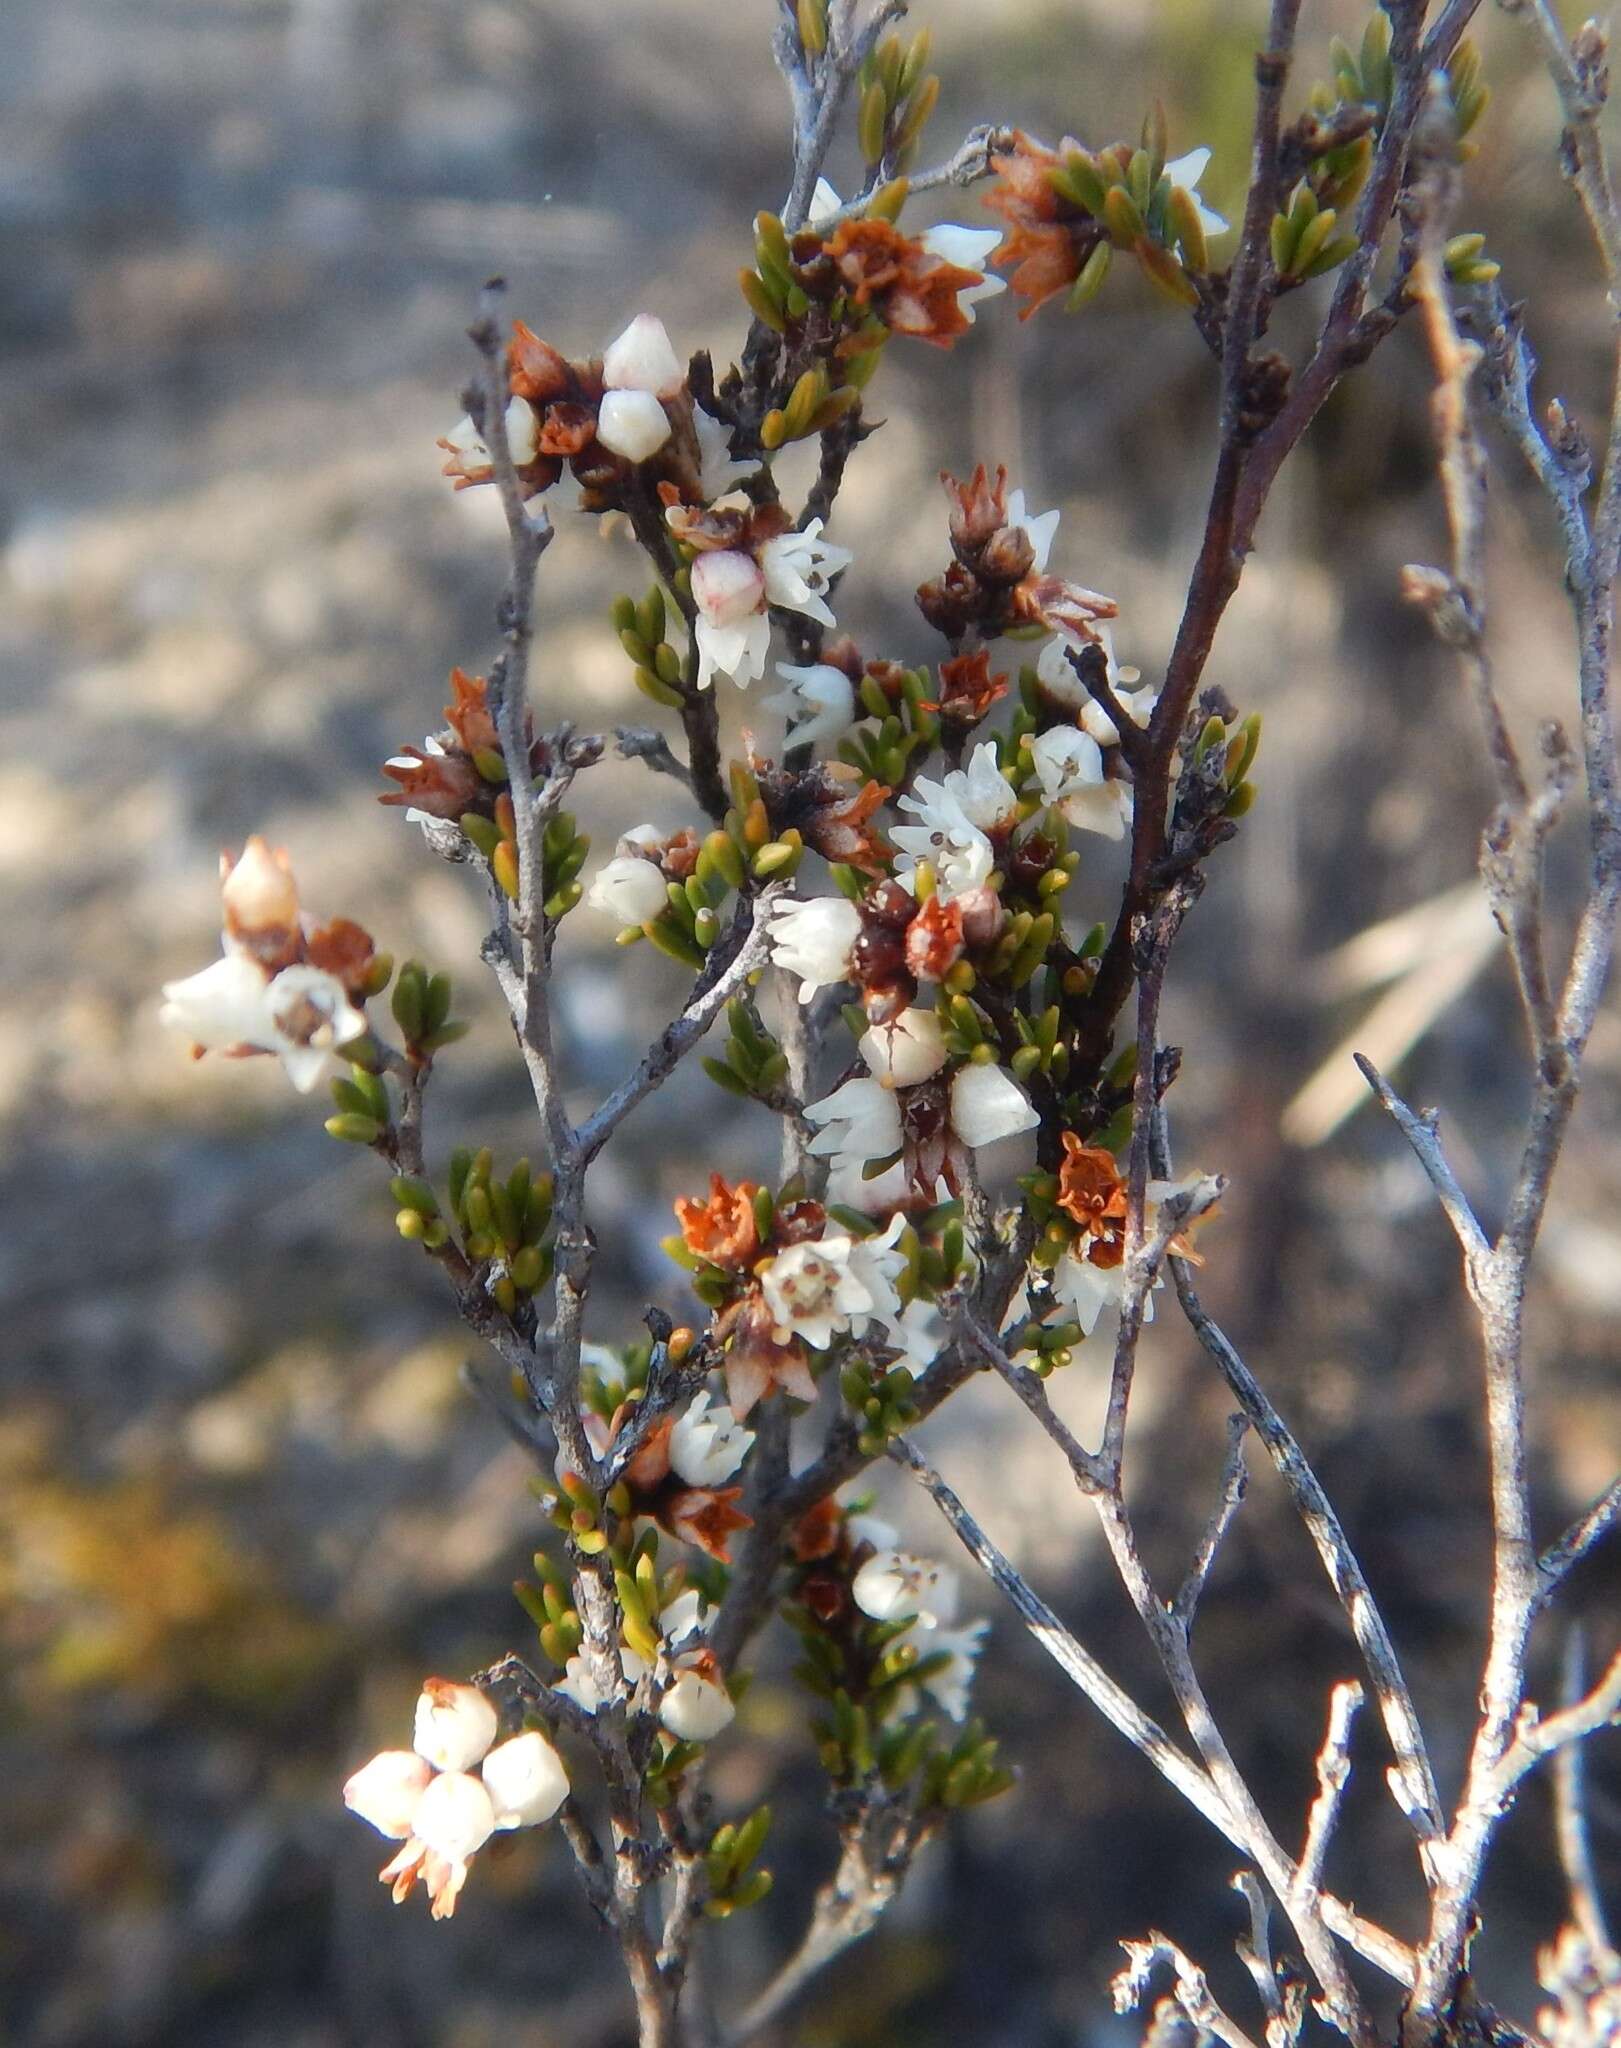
[893,744,1015,895]
[1164,147,1228,238]
[659,1662,735,1741]
[159,953,275,1055]
[669,1390,755,1486]
[860,1007,949,1089]
[805,1075,904,1173]
[1028,725,1132,841]
[691,549,770,690]
[764,661,856,747]
[343,1750,433,1839]
[481,1730,569,1829]
[595,388,673,463]
[413,1678,500,1773]
[949,1062,1040,1148]
[768,894,863,1002]
[1005,487,1060,572]
[412,1768,497,1868]
[261,965,369,1093]
[442,396,540,472]
[761,1233,874,1349]
[760,518,853,628]
[601,313,684,398]
[585,849,669,925]
[852,1546,960,1629]
[920,223,1008,322]
[914,1620,989,1720]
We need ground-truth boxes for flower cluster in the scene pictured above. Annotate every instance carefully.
[344,1679,568,1919]
[160,838,384,1093]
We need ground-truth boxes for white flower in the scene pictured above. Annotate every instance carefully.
[1005,487,1060,573]
[601,313,684,398]
[690,549,770,690]
[595,388,672,463]
[659,1663,735,1741]
[343,1750,433,1839]
[480,1730,569,1829]
[261,964,369,1093]
[659,1588,710,1645]
[884,1295,945,1370]
[442,396,540,471]
[1164,147,1228,238]
[920,223,1007,322]
[694,405,756,500]
[585,851,669,926]
[1051,1247,1160,1337]
[852,1547,960,1629]
[824,1150,912,1214]
[670,1390,754,1486]
[844,1212,909,1335]
[221,836,299,933]
[759,519,853,629]
[808,176,843,227]
[768,894,863,1002]
[859,1007,949,1089]
[1028,725,1132,842]
[761,1233,870,1348]
[914,1620,988,1721]
[764,661,856,747]
[892,744,1014,896]
[805,1075,904,1173]
[949,1062,1040,1147]
[413,1678,500,1773]
[1036,627,1150,744]
[411,1769,497,1866]
[160,952,272,1053]
[557,1649,638,1714]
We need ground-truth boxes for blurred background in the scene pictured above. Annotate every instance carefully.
[3,1,1618,2042]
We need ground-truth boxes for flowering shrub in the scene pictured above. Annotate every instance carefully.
[161,5,1621,2046]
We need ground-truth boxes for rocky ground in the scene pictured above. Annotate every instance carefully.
[2,2,1618,2043]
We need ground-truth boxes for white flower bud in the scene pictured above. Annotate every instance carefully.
[768,894,862,1003]
[221,836,299,933]
[481,1730,569,1829]
[343,1749,433,1839]
[159,952,271,1052]
[658,1667,736,1742]
[763,661,856,747]
[601,313,684,397]
[411,1769,496,1864]
[852,1547,960,1629]
[949,1062,1040,1149]
[596,388,673,464]
[669,1390,754,1486]
[691,549,766,629]
[585,852,669,926]
[860,1007,949,1089]
[413,1677,500,1772]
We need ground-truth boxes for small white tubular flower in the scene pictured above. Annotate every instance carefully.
[585,850,669,925]
[768,894,862,1003]
[443,396,540,471]
[480,1730,569,1830]
[1035,625,1142,724]
[1028,725,1132,842]
[601,313,684,398]
[852,1547,960,1629]
[659,1664,735,1741]
[759,518,853,629]
[1004,487,1061,572]
[885,1295,945,1370]
[690,548,770,690]
[764,661,856,748]
[761,1233,870,1348]
[860,1007,949,1089]
[411,1769,497,1867]
[159,952,271,1053]
[261,965,368,1093]
[954,742,1022,833]
[824,1150,910,1215]
[805,1075,904,1171]
[1051,1247,1159,1337]
[893,745,1014,896]
[669,1390,754,1486]
[916,1620,989,1721]
[1164,146,1228,237]
[808,176,843,226]
[950,1062,1040,1148]
[844,1213,909,1335]
[344,1750,433,1839]
[694,405,756,501]
[659,1588,710,1645]
[920,223,1007,322]
[595,388,672,463]
[413,1678,500,1773]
